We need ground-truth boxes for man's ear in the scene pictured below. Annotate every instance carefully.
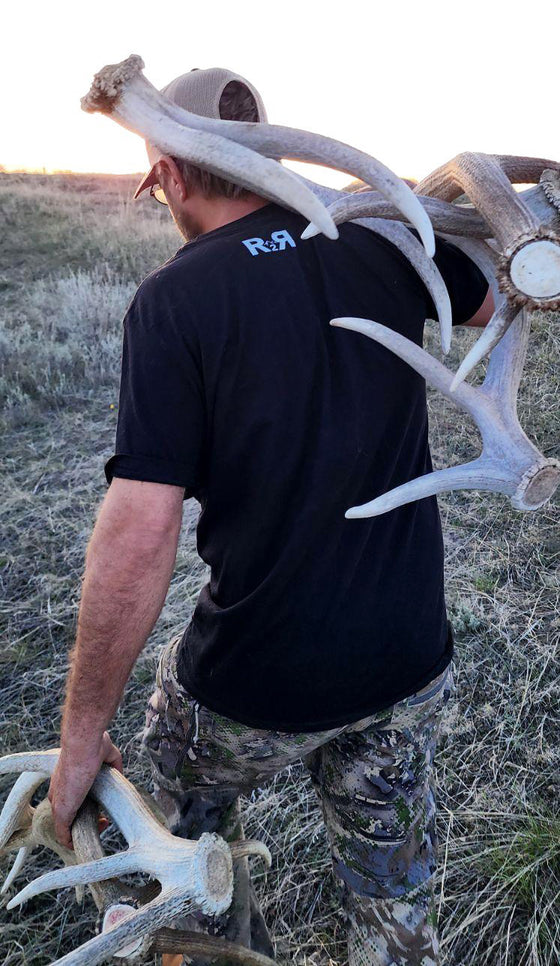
[155,156,189,202]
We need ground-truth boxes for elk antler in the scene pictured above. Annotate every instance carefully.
[80,55,435,256]
[0,751,273,966]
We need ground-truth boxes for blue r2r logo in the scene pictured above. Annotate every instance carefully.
[242,230,296,256]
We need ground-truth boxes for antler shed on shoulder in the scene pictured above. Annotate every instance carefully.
[81,54,435,256]
[0,750,274,966]
[331,306,560,518]
[415,153,560,310]
[330,211,560,517]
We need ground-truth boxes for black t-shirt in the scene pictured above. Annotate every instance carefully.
[105,201,488,732]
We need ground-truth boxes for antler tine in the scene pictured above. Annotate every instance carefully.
[341,458,506,519]
[230,839,273,865]
[450,300,520,391]
[330,312,560,516]
[415,153,560,310]
[71,798,135,912]
[440,233,531,392]
[0,750,166,846]
[1,847,31,895]
[481,305,530,404]
[6,849,142,910]
[80,55,435,257]
[0,772,47,849]
[152,929,278,966]
[294,175,452,354]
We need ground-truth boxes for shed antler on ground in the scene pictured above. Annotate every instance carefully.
[0,750,274,966]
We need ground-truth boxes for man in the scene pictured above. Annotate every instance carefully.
[48,67,493,965]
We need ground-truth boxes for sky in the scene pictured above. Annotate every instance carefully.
[2,0,559,190]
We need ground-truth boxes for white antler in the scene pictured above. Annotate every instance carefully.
[0,750,273,966]
[80,55,435,256]
[331,307,560,517]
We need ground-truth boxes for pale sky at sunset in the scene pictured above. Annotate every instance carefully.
[3,0,559,190]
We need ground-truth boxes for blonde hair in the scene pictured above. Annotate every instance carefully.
[177,81,261,200]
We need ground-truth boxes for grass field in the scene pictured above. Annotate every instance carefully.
[0,172,559,965]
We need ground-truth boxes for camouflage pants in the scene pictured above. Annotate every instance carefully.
[142,635,456,966]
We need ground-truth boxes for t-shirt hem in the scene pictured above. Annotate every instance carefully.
[176,629,454,734]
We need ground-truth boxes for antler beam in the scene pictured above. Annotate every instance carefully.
[304,189,492,238]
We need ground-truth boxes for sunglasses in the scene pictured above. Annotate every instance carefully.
[149,184,168,206]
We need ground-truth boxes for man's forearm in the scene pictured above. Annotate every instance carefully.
[49,479,184,847]
[61,488,182,752]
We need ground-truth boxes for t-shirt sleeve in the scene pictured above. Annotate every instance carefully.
[104,274,206,499]
[425,234,490,326]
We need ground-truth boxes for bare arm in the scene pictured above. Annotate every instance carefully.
[462,284,495,327]
[48,477,184,846]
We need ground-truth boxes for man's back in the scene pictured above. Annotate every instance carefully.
[106,201,488,732]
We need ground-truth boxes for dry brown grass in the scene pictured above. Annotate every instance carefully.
[0,173,558,965]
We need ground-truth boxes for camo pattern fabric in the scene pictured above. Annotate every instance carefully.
[142,634,456,966]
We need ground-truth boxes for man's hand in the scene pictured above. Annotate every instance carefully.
[48,731,123,849]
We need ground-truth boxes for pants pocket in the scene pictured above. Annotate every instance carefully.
[406,662,454,708]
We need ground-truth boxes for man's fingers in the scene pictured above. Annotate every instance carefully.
[106,746,123,773]
[101,733,124,773]
[53,812,74,851]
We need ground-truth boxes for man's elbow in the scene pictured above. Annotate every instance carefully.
[462,285,495,327]
[91,478,184,556]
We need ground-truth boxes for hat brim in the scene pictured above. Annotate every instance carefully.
[133,142,165,199]
[133,166,159,200]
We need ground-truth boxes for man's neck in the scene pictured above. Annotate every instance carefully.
[191,193,271,237]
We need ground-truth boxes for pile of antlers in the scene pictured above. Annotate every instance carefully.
[2,55,559,965]
[0,750,274,965]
